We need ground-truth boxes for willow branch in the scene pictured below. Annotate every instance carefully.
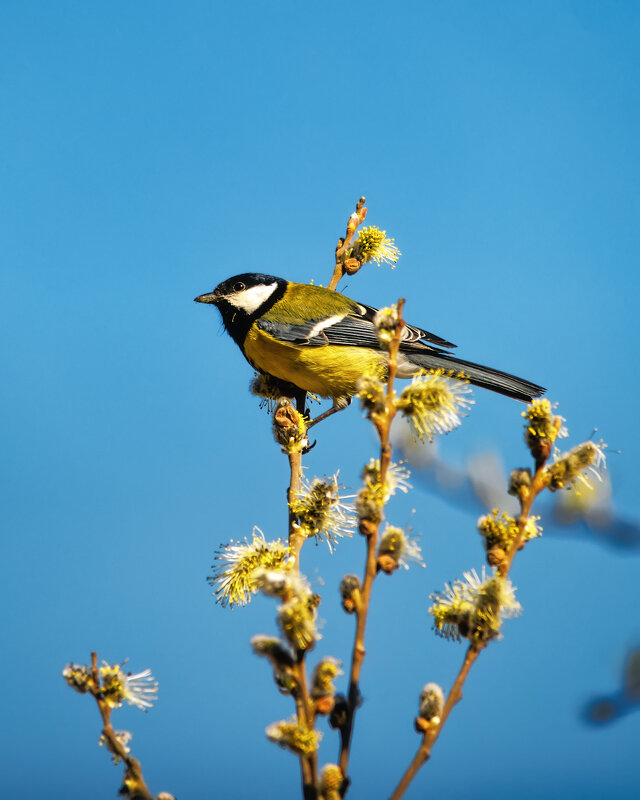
[284,199,373,796]
[294,654,319,797]
[500,464,548,576]
[328,197,368,291]
[288,451,305,570]
[282,448,318,798]
[339,300,406,791]
[277,436,319,799]
[389,645,480,800]
[389,462,548,799]
[89,653,155,800]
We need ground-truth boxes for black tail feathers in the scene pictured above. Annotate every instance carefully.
[405,351,545,403]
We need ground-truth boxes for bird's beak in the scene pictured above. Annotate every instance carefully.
[194,291,218,304]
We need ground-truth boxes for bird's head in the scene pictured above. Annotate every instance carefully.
[195,273,286,345]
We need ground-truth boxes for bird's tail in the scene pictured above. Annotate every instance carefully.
[401,350,545,402]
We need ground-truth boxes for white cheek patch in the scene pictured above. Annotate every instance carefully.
[226,282,278,314]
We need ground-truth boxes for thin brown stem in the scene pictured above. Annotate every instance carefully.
[389,646,480,800]
[284,449,319,799]
[89,652,155,800]
[500,465,547,577]
[339,301,406,791]
[328,197,368,291]
[389,461,549,799]
[288,451,304,570]
[294,656,319,797]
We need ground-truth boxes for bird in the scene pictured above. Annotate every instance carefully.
[194,273,544,412]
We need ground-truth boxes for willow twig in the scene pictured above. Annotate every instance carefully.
[500,465,548,576]
[281,448,319,798]
[328,197,368,291]
[89,652,155,800]
[389,462,548,799]
[339,300,406,793]
[288,451,305,569]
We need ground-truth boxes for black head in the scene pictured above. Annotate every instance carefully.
[194,273,287,346]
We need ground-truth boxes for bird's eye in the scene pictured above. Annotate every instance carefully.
[233,281,246,292]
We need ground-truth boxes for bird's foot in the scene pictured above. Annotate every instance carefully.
[306,397,351,430]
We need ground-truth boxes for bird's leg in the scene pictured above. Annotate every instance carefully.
[292,389,318,454]
[306,397,351,429]
[294,389,309,417]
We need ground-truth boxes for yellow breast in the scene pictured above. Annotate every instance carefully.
[243,326,386,398]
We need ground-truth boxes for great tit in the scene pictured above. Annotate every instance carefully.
[194,273,544,407]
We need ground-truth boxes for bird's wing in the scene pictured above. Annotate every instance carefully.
[358,303,456,349]
[257,303,456,350]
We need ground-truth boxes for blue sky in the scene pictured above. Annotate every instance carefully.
[2,2,640,798]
